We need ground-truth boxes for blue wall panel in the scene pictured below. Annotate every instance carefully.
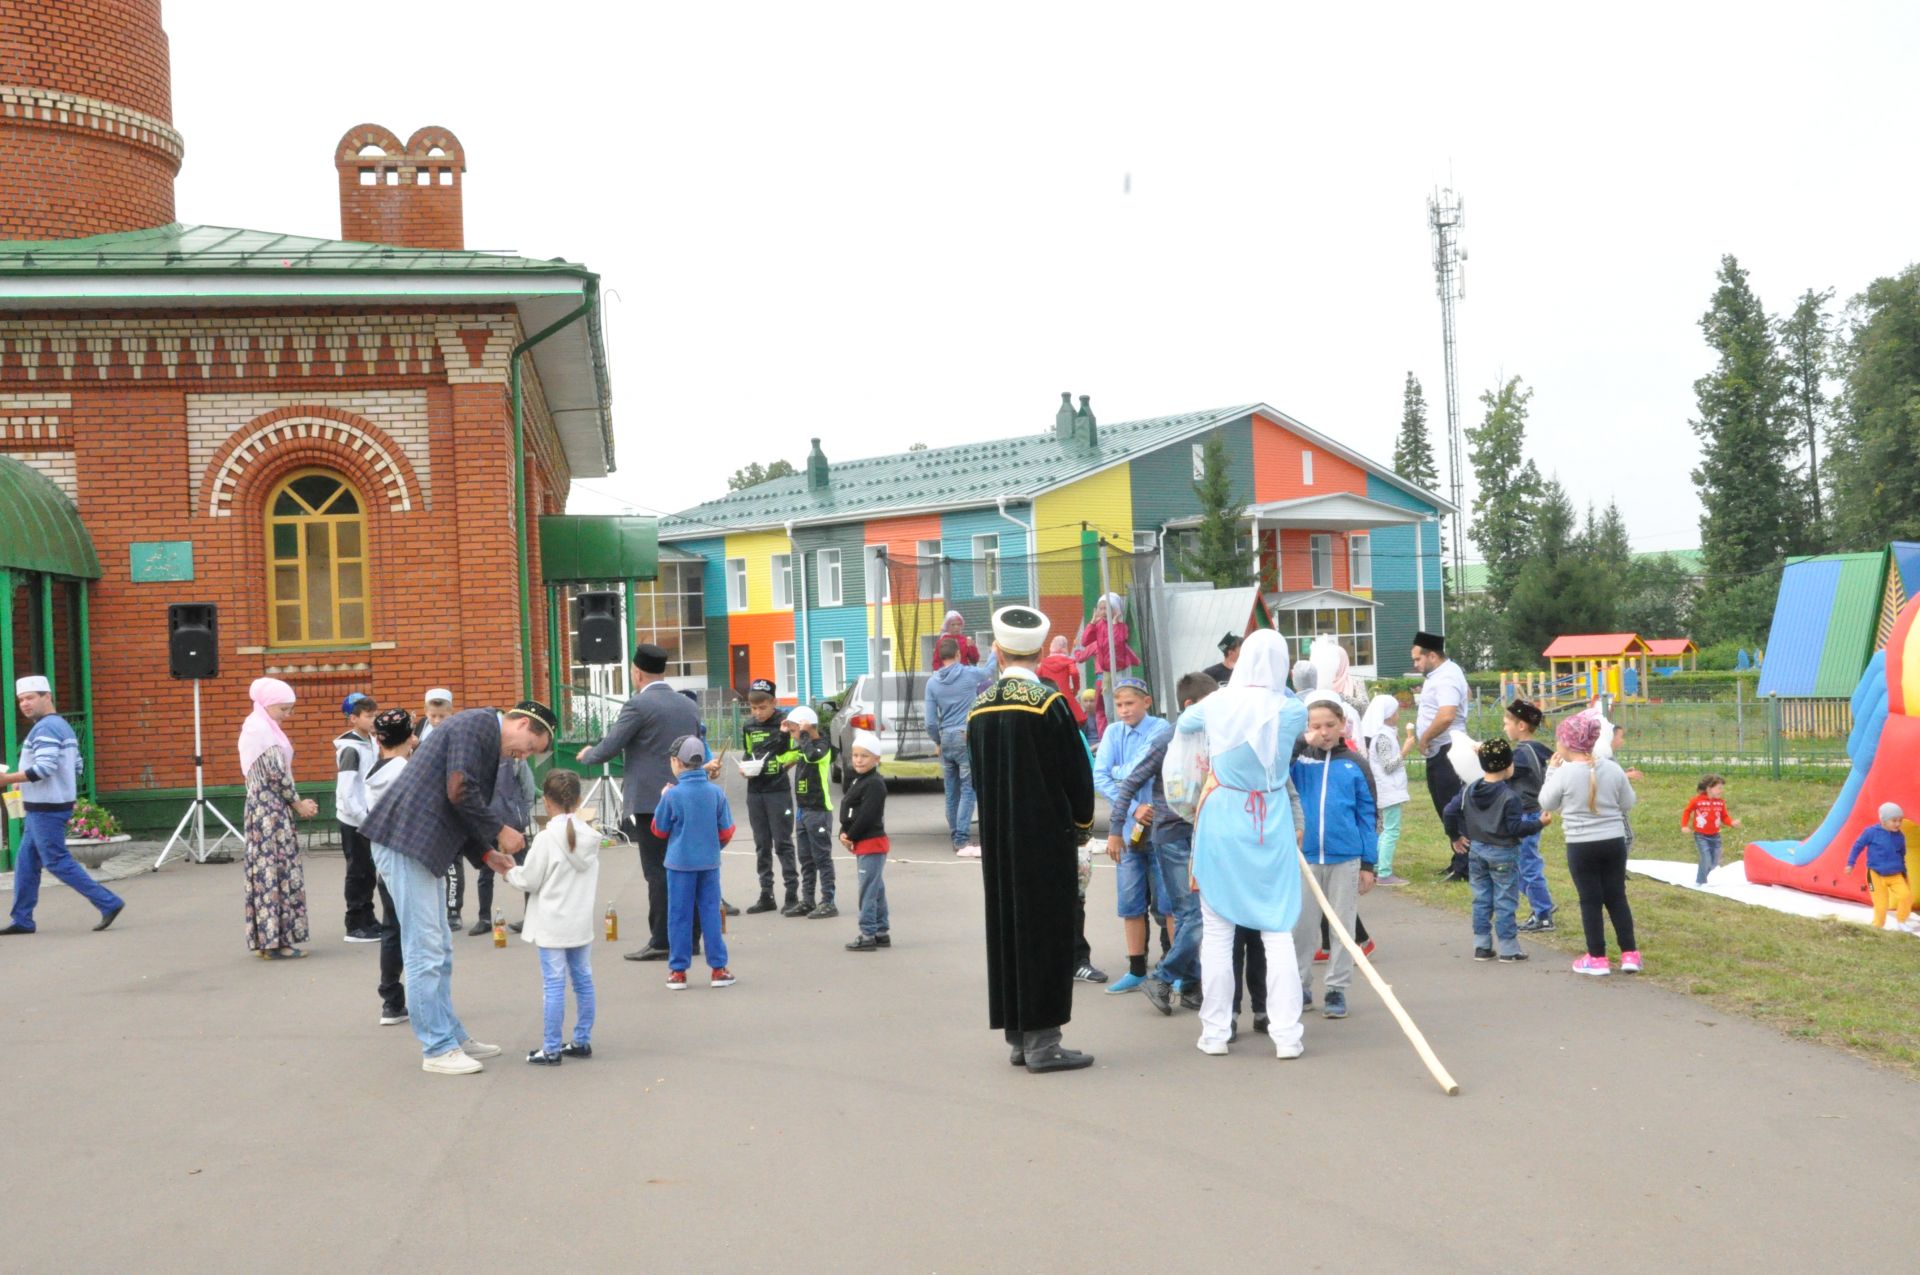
[942,507,1031,620]
[1758,560,1841,697]
[1363,477,1443,674]
[803,604,871,701]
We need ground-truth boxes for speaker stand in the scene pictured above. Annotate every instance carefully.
[155,679,244,870]
[582,761,629,845]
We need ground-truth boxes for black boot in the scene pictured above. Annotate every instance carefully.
[746,893,779,914]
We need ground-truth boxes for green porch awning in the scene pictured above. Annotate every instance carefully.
[539,515,658,583]
[0,455,99,579]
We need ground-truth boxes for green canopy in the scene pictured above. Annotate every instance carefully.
[0,455,99,579]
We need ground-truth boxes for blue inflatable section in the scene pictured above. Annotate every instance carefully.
[1749,650,1889,867]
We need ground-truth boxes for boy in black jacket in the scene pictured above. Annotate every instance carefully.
[738,679,799,914]
[839,730,891,951]
[774,706,837,918]
[1443,737,1552,963]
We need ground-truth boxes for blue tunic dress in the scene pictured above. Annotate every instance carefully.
[1178,696,1307,933]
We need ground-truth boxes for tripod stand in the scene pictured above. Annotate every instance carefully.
[155,679,243,870]
[581,761,629,844]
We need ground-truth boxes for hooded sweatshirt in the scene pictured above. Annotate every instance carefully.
[925,661,988,737]
[1442,776,1544,848]
[505,813,602,948]
[1289,738,1378,867]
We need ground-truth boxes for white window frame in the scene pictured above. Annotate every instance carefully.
[879,636,895,673]
[1309,534,1333,589]
[972,533,1000,595]
[821,638,847,696]
[771,554,794,610]
[919,633,938,671]
[1192,442,1206,481]
[773,641,796,699]
[917,539,943,597]
[817,548,842,607]
[1348,533,1372,589]
[726,558,747,612]
[1302,450,1315,485]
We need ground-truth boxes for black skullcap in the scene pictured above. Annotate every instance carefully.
[633,643,669,674]
[372,707,414,748]
[1413,631,1446,655]
[1218,631,1243,654]
[506,699,559,737]
[1506,698,1544,729]
[1477,737,1514,773]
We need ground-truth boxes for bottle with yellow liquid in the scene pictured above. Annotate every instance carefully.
[492,908,507,948]
[604,905,619,943]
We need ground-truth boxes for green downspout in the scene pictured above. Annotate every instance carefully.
[1,568,14,870]
[39,574,55,700]
[76,583,95,800]
[546,585,564,726]
[511,280,600,703]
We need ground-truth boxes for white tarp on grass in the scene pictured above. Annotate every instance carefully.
[1627,857,1920,935]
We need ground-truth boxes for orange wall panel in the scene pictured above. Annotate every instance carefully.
[1251,412,1369,503]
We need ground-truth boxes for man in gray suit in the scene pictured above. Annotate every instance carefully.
[576,643,704,961]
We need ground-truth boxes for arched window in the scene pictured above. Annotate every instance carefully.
[266,469,370,646]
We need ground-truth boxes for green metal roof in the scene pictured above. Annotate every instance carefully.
[1808,552,1888,698]
[1456,548,1705,595]
[0,455,100,579]
[0,223,591,276]
[538,515,658,583]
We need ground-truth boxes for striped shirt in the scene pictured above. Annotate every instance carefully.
[15,712,80,809]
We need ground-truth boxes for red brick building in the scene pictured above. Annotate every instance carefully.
[0,0,614,843]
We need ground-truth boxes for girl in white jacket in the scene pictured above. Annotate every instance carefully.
[1360,695,1410,883]
[507,770,599,1065]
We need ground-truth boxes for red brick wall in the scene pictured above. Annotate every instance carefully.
[336,124,465,250]
[0,0,181,239]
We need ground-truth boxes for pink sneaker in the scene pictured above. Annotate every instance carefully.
[1619,950,1643,974]
[1571,954,1612,977]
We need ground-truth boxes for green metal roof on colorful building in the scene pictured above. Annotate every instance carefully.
[1454,548,1705,596]
[660,402,1455,537]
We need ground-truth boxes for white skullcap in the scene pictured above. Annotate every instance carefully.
[785,705,819,729]
[1880,802,1905,823]
[424,688,453,704]
[850,729,883,756]
[992,605,1050,657]
[14,675,50,696]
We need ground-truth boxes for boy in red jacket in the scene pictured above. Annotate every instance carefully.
[1680,775,1740,885]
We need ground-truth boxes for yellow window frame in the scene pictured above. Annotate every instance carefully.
[265,467,372,647]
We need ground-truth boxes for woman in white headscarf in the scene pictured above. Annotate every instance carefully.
[239,677,319,959]
[1309,636,1369,722]
[1175,629,1310,1059]
[1360,694,1410,883]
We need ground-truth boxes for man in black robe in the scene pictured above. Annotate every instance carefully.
[968,605,1098,1073]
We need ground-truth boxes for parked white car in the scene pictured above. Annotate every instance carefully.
[823,672,936,784]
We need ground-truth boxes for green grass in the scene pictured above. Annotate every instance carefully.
[1395,767,1920,1076]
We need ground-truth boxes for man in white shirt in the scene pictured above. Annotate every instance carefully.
[1410,631,1471,882]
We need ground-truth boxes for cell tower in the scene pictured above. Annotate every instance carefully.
[1428,187,1467,607]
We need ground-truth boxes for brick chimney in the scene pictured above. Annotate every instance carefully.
[0,0,183,239]
[335,124,465,249]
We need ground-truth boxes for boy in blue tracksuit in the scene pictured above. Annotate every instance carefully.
[1443,737,1550,962]
[651,735,737,988]
[1289,699,1377,1020]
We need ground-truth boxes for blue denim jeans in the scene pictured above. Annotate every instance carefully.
[1150,835,1201,984]
[538,944,595,1054]
[1693,832,1723,885]
[1469,841,1522,956]
[9,806,122,929]
[373,843,469,1058]
[856,852,890,936]
[1115,842,1158,918]
[940,730,976,849]
[668,867,728,971]
[1517,831,1554,919]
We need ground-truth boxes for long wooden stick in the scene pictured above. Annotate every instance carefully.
[1299,854,1460,1096]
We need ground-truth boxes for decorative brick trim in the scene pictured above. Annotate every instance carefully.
[0,314,476,384]
[0,84,185,162]
[201,405,422,518]
[188,389,431,510]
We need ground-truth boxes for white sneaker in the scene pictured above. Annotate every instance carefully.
[460,1038,502,1059]
[956,845,981,859]
[1196,1038,1229,1056]
[423,1048,482,1075]
[1274,1040,1305,1060]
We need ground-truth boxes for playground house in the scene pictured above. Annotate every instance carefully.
[1504,632,1697,708]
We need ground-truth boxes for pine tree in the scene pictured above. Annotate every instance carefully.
[1466,376,1542,607]
[1505,478,1612,665]
[1690,255,1802,639]
[1777,287,1834,545]
[1392,372,1440,492]
[1180,435,1253,588]
[1827,265,1920,546]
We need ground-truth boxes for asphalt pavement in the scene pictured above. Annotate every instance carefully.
[2,775,1914,1272]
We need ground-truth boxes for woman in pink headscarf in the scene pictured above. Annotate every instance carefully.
[1072,593,1142,736]
[239,678,318,959]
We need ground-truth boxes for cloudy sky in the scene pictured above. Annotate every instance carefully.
[172,1,1919,551]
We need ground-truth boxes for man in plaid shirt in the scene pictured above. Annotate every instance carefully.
[361,701,556,1075]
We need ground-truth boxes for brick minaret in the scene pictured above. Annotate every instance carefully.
[336,124,465,250]
[0,0,183,239]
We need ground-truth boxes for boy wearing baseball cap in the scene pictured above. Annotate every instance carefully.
[774,706,837,918]
[652,734,737,988]
[336,692,384,942]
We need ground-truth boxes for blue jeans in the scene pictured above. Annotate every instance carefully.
[1150,835,1200,984]
[538,945,595,1054]
[1469,841,1522,956]
[373,843,468,1058]
[939,730,975,849]
[1517,831,1554,919]
[9,806,122,929]
[1115,842,1157,917]
[1693,833,1723,884]
[668,867,728,971]
[856,852,890,936]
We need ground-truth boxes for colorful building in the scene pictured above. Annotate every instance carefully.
[658,397,1450,704]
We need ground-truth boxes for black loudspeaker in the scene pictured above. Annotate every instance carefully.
[574,592,623,665]
[168,603,219,679]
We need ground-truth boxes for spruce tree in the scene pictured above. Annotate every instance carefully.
[1778,287,1834,545]
[1392,372,1440,492]
[1180,435,1253,588]
[1828,265,1920,546]
[1466,376,1542,607]
[1505,478,1612,665]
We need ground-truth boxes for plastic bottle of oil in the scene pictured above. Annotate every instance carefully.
[604,905,619,943]
[492,908,507,948]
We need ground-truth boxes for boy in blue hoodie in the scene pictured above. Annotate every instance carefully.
[1846,802,1913,931]
[1289,700,1377,1019]
[651,735,738,988]
[1443,737,1551,962]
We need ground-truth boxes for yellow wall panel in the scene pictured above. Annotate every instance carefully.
[725,529,794,615]
[1034,464,1135,556]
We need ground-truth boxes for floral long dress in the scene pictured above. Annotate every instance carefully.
[243,746,309,952]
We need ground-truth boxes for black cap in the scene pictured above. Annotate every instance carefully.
[1413,631,1446,655]
[372,707,414,748]
[1506,698,1544,729]
[633,643,669,674]
[506,699,560,737]
[1218,631,1243,654]
[747,678,777,698]
[1477,737,1514,773]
